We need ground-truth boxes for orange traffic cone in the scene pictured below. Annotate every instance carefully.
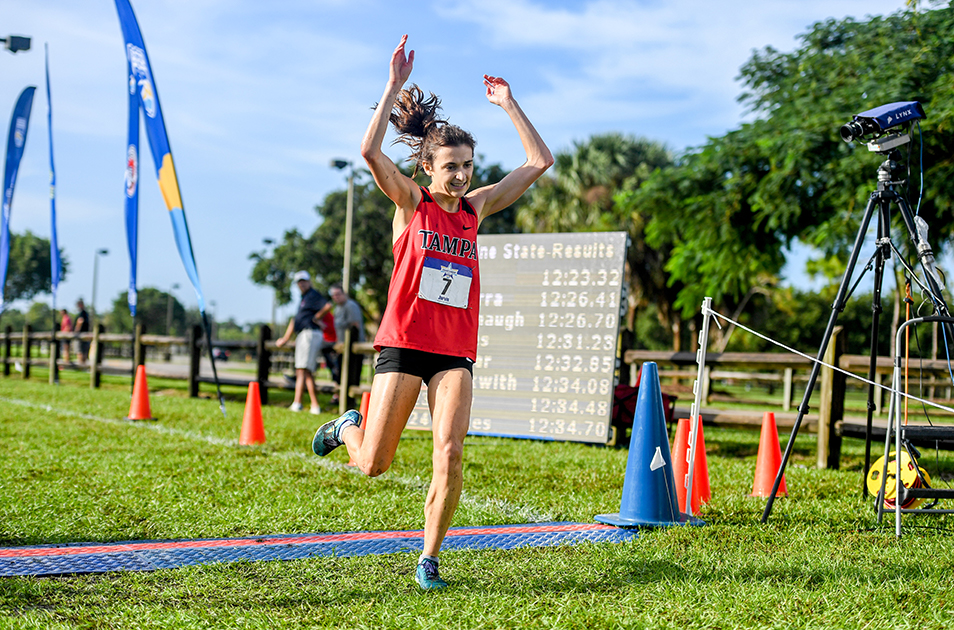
[347,391,371,467]
[750,412,787,497]
[239,382,266,445]
[126,364,155,421]
[671,417,711,514]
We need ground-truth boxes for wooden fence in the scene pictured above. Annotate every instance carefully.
[6,323,954,465]
[0,324,376,408]
[622,327,954,467]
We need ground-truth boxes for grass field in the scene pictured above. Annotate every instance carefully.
[1,373,954,629]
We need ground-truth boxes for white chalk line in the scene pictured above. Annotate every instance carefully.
[0,396,556,523]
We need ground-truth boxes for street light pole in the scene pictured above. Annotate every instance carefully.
[330,159,355,294]
[331,159,356,413]
[263,238,277,329]
[91,248,109,319]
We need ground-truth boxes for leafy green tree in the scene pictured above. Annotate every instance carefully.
[215,318,254,341]
[622,4,954,324]
[24,301,55,332]
[104,288,187,335]
[626,125,784,317]
[2,230,69,304]
[0,302,59,333]
[737,5,954,252]
[519,133,678,344]
[519,133,671,232]
[250,170,395,321]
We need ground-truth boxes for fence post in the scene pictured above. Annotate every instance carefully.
[618,328,634,387]
[188,324,201,398]
[338,328,353,414]
[22,324,32,379]
[817,326,845,469]
[929,320,938,399]
[133,322,145,370]
[782,367,793,412]
[49,324,59,384]
[90,324,104,389]
[875,372,884,415]
[2,325,10,377]
[256,325,271,405]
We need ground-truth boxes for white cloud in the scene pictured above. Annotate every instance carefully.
[0,0,910,322]
[437,0,905,149]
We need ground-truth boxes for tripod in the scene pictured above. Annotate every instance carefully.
[761,144,951,524]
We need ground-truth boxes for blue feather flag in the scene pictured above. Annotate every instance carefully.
[0,86,36,312]
[124,53,140,317]
[46,45,62,311]
[114,0,225,414]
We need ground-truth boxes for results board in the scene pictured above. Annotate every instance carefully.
[406,232,628,444]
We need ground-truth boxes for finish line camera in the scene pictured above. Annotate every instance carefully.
[840,101,925,143]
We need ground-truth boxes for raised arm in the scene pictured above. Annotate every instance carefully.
[470,76,554,223]
[360,35,421,217]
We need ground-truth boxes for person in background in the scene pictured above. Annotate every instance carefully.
[59,309,72,363]
[275,271,332,414]
[329,283,366,406]
[74,299,90,365]
[318,309,340,383]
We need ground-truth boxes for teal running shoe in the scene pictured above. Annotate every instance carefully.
[415,558,448,590]
[311,410,361,456]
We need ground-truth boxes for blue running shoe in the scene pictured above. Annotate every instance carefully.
[415,558,448,590]
[311,410,361,456]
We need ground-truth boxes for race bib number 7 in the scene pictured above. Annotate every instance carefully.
[419,256,473,309]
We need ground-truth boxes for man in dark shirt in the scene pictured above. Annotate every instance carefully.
[276,271,332,413]
[74,299,90,365]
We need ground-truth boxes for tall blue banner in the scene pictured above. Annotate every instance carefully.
[125,55,140,317]
[114,0,225,415]
[114,0,206,313]
[46,45,62,310]
[0,86,36,311]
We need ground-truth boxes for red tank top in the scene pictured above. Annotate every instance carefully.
[374,187,481,360]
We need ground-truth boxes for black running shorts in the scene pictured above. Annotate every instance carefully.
[375,347,473,384]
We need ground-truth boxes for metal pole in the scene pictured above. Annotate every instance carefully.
[762,194,880,523]
[686,297,715,518]
[91,253,100,318]
[331,159,356,293]
[91,248,108,320]
[342,167,355,293]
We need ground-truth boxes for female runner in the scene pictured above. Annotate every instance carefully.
[311,34,552,590]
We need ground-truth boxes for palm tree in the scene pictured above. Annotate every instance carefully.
[518,133,687,348]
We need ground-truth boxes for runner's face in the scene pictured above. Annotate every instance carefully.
[425,145,474,198]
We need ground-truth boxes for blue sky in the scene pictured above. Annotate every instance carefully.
[1,0,907,325]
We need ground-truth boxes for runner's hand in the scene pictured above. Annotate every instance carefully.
[483,75,512,106]
[391,34,414,86]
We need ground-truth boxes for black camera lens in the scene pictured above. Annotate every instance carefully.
[840,118,880,142]
[840,121,863,142]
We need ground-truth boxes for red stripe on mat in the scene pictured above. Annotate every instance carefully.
[0,523,617,558]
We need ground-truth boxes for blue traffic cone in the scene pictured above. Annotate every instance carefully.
[596,362,704,528]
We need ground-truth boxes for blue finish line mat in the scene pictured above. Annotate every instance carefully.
[0,522,638,577]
